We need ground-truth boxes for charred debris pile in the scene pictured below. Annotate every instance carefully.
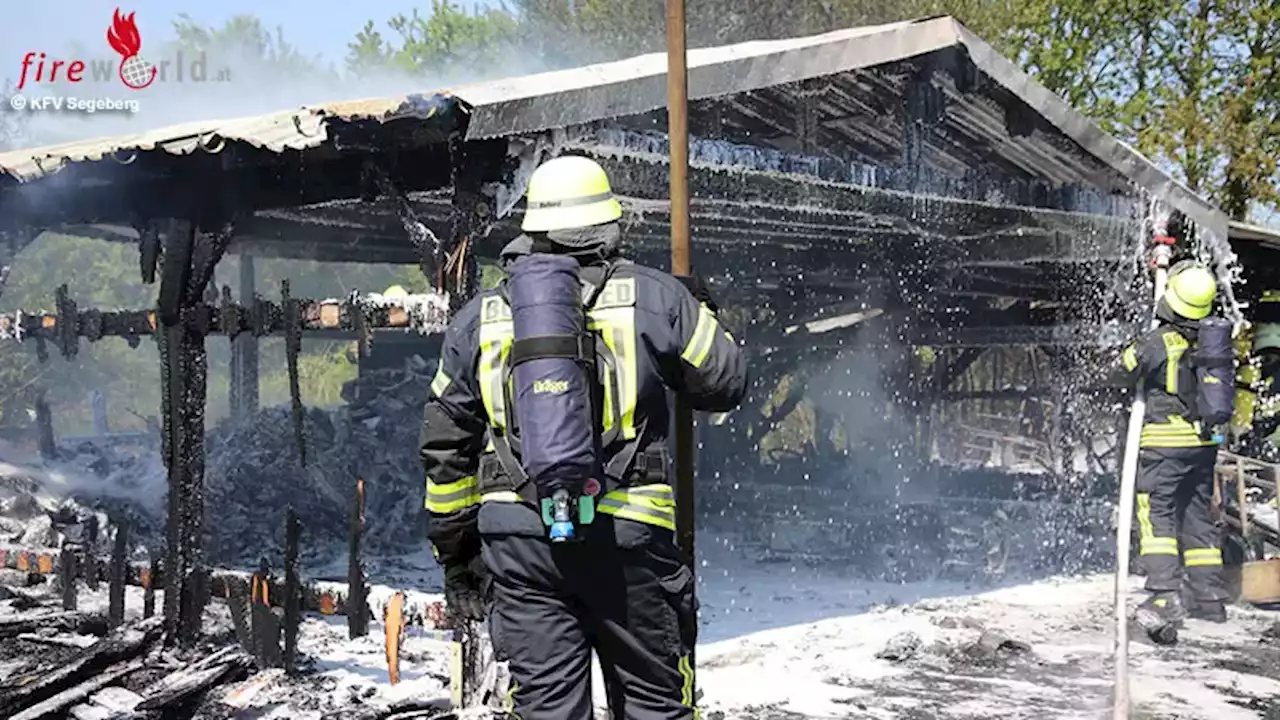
[206,353,437,564]
[0,351,437,569]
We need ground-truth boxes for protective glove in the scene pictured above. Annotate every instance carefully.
[443,558,488,622]
[677,273,718,313]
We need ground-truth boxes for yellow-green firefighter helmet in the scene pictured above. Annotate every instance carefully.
[383,285,408,297]
[1255,323,1280,353]
[521,155,623,233]
[1163,263,1217,320]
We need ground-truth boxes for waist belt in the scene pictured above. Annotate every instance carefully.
[1140,416,1216,448]
[477,447,675,530]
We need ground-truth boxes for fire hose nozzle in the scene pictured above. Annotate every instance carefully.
[1150,244,1173,269]
[1152,234,1177,247]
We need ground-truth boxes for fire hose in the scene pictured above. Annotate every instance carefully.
[1112,224,1174,719]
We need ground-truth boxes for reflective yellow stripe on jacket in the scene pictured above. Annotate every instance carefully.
[426,475,481,513]
[1139,416,1216,449]
[482,483,676,531]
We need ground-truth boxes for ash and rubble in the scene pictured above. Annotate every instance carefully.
[205,353,438,565]
[0,353,439,570]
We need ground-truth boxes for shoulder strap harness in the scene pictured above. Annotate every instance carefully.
[487,258,649,502]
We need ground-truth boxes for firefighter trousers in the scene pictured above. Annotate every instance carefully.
[482,517,697,720]
[1135,445,1228,601]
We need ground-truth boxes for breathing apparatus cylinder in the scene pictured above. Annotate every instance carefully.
[507,253,598,542]
[1195,317,1236,443]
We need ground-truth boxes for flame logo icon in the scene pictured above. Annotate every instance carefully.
[107,8,156,90]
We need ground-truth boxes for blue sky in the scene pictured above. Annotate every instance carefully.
[3,0,495,72]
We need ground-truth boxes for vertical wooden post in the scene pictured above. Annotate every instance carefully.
[34,391,56,461]
[666,0,693,571]
[231,253,259,420]
[59,543,78,611]
[348,478,369,639]
[83,515,99,591]
[142,555,157,619]
[108,520,128,628]
[666,0,697,709]
[283,507,301,675]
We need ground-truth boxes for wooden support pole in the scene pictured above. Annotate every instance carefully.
[251,559,282,669]
[108,520,128,629]
[83,516,99,592]
[59,543,77,611]
[142,556,156,619]
[348,478,369,639]
[231,254,260,420]
[666,0,693,571]
[283,508,301,675]
[34,392,56,461]
[666,0,698,710]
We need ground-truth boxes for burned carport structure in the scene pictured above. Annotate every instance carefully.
[0,16,1239,641]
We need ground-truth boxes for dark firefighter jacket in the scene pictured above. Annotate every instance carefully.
[419,239,748,568]
[1112,301,1215,449]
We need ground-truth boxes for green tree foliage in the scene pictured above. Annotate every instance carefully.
[996,1,1280,221]
[346,1,522,78]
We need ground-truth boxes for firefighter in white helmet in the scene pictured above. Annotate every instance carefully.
[420,155,747,719]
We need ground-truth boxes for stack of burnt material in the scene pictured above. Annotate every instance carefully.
[205,354,435,566]
[0,457,156,579]
[336,353,435,554]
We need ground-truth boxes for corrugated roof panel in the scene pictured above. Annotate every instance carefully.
[457,17,959,138]
[0,108,329,182]
[0,15,1228,238]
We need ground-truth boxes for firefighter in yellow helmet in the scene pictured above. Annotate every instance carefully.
[1251,314,1280,452]
[420,155,746,719]
[1113,261,1228,639]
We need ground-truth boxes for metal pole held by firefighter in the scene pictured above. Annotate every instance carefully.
[1113,227,1173,719]
[665,0,697,704]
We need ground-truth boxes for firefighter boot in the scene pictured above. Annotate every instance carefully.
[1134,592,1185,645]
[1188,600,1228,623]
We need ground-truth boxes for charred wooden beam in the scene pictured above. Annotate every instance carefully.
[349,478,369,639]
[33,392,55,461]
[443,139,491,309]
[250,560,282,669]
[365,159,443,281]
[0,291,450,349]
[8,658,144,720]
[108,520,128,628]
[83,517,99,591]
[143,556,156,619]
[223,574,254,655]
[282,280,307,466]
[158,219,194,647]
[283,508,301,675]
[58,545,77,611]
[136,647,253,711]
[0,616,163,717]
[0,612,108,640]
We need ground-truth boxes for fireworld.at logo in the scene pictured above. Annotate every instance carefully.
[15,7,232,92]
[107,8,155,89]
